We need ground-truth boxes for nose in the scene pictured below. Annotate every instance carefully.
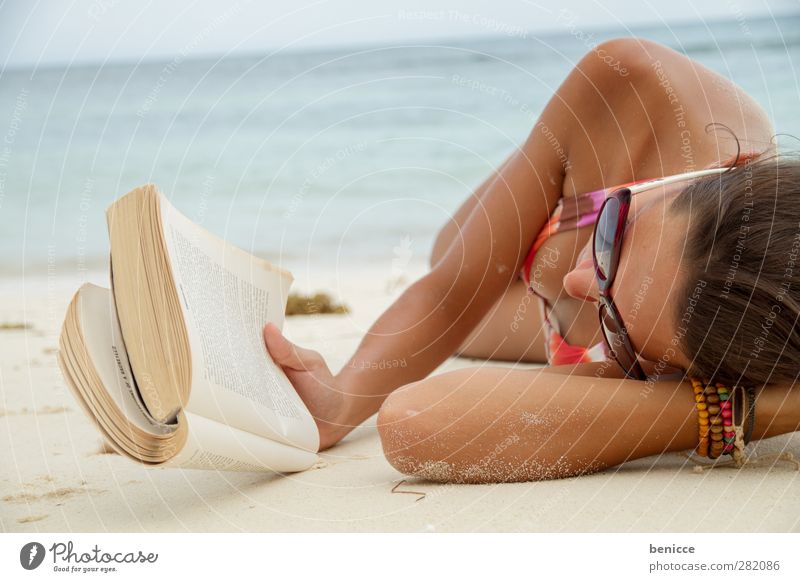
[563,262,599,302]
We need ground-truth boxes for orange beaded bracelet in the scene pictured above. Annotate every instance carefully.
[691,378,710,457]
[690,376,760,466]
[708,384,725,460]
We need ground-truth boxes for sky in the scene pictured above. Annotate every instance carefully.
[1,0,797,69]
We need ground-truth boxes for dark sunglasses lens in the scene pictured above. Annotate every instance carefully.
[594,196,620,279]
[600,303,636,372]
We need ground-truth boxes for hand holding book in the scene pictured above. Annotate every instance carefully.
[58,185,320,473]
[263,323,353,450]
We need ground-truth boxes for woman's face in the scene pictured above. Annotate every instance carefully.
[562,182,692,370]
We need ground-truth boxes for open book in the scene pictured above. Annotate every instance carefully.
[58,185,320,472]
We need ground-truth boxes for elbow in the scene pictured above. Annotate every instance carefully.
[376,370,605,484]
[377,382,444,480]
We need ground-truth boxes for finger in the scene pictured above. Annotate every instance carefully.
[263,323,319,371]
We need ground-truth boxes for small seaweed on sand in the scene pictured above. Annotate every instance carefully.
[390,479,426,502]
[285,292,349,316]
[0,321,31,330]
[17,514,48,524]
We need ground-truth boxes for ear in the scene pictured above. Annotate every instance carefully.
[563,266,599,302]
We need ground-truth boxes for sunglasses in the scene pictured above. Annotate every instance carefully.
[591,167,729,380]
[593,187,648,380]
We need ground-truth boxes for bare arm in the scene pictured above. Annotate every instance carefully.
[377,364,800,483]
[335,134,566,425]
[429,150,516,266]
[263,44,657,449]
[264,126,567,448]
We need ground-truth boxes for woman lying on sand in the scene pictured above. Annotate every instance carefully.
[264,38,800,483]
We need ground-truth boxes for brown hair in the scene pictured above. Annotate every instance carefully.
[670,154,800,388]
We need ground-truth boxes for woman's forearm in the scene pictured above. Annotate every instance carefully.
[334,270,490,426]
[377,365,800,483]
[333,152,566,428]
[331,109,572,430]
[754,383,800,439]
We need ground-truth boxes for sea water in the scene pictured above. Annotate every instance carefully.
[1,16,798,279]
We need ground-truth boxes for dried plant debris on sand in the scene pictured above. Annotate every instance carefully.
[0,321,31,330]
[390,479,426,502]
[285,292,349,316]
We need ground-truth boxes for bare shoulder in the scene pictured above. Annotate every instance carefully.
[585,38,773,166]
[612,38,773,146]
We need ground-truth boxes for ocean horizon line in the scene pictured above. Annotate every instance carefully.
[3,11,796,75]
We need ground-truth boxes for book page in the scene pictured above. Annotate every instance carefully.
[78,284,175,437]
[160,195,319,453]
[167,411,318,473]
[70,284,315,472]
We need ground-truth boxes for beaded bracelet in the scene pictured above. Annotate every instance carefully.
[690,378,710,457]
[690,378,739,460]
[708,384,726,460]
[691,377,759,467]
[716,383,735,457]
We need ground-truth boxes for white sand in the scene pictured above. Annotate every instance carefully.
[2,266,800,532]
